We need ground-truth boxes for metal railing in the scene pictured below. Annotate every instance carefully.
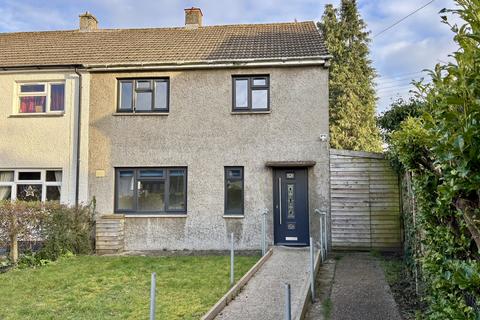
[314,209,328,262]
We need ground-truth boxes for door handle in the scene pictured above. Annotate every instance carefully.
[278,177,282,225]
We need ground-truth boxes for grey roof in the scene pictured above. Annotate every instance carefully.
[0,21,329,68]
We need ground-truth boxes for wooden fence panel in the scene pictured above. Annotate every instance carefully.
[330,149,402,250]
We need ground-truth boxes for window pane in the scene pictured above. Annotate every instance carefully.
[20,96,46,113]
[168,170,185,210]
[117,170,134,210]
[136,80,152,90]
[139,170,164,178]
[50,84,65,111]
[18,172,41,180]
[46,186,61,202]
[228,169,242,179]
[46,171,62,182]
[235,79,248,109]
[17,184,42,201]
[138,180,165,211]
[119,81,133,110]
[0,171,13,182]
[136,92,153,111]
[226,179,243,214]
[252,89,268,109]
[253,78,266,86]
[0,186,11,201]
[20,84,45,93]
[154,81,168,110]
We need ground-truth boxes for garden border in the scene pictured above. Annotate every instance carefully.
[201,248,274,320]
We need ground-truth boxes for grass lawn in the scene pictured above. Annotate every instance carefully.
[0,254,259,320]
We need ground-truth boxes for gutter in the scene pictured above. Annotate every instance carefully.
[84,55,332,72]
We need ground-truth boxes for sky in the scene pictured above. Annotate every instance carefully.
[0,0,461,113]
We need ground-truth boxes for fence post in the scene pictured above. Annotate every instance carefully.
[284,283,291,320]
[150,272,156,320]
[309,237,315,302]
[230,232,234,287]
[262,208,267,256]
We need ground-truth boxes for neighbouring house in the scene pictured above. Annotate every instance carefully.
[0,8,331,252]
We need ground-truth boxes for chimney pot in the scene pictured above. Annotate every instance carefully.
[79,12,98,31]
[184,7,203,29]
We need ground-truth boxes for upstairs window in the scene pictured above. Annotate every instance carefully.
[232,76,269,111]
[118,78,169,113]
[18,83,65,114]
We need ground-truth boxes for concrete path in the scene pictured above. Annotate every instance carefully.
[329,253,402,320]
[215,246,310,320]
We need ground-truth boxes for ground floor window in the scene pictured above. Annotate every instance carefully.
[115,167,187,214]
[224,167,244,215]
[0,169,62,202]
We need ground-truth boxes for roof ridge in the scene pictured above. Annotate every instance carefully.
[0,20,315,36]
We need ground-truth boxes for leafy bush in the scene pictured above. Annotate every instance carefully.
[387,1,480,318]
[0,201,45,262]
[0,201,95,266]
[37,202,95,261]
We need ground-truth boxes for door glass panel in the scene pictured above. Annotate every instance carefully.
[17,184,42,201]
[287,184,295,219]
[138,180,165,211]
[117,170,134,210]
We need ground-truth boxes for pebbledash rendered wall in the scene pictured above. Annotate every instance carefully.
[88,66,329,251]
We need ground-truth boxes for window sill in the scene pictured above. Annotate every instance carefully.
[124,214,187,218]
[223,215,245,219]
[231,111,271,115]
[112,112,169,116]
[9,113,65,118]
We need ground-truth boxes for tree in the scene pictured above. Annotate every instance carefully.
[377,98,424,142]
[318,1,382,152]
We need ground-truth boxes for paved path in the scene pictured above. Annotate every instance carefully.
[330,253,402,320]
[215,246,310,320]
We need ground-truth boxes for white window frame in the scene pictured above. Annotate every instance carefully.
[16,82,66,114]
[0,169,63,202]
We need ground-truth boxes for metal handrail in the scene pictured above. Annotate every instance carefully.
[314,208,328,261]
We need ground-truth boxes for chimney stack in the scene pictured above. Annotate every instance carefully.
[184,7,203,29]
[79,12,98,31]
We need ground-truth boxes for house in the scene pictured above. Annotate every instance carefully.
[0,8,330,252]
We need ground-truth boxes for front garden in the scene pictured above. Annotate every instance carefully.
[0,254,258,319]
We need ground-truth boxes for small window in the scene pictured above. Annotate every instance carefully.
[225,167,244,215]
[18,82,65,114]
[232,76,269,111]
[117,78,169,113]
[115,167,186,214]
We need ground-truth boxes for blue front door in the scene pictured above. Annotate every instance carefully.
[273,168,309,246]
